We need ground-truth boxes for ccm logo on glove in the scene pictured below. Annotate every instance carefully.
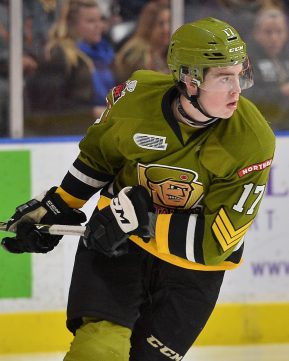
[110,187,139,233]
[83,185,153,257]
[45,199,61,215]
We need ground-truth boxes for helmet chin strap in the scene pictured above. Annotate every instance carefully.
[176,85,219,127]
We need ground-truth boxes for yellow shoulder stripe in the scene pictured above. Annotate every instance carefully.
[212,208,253,251]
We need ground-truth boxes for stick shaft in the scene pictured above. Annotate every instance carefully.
[0,221,86,236]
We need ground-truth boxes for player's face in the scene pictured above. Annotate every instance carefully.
[75,6,103,45]
[198,64,243,119]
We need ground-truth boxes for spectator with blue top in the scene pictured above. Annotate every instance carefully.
[25,0,116,136]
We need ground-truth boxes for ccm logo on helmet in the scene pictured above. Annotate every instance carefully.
[229,46,244,52]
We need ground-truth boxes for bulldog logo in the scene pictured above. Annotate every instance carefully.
[138,163,204,213]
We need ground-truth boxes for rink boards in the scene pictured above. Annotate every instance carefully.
[0,136,288,353]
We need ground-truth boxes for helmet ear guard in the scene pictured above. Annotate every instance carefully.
[179,66,202,87]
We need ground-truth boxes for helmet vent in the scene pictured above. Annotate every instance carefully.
[208,41,217,44]
[228,36,237,41]
[204,52,225,60]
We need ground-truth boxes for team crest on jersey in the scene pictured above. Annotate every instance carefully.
[133,133,168,150]
[112,80,137,104]
[238,158,272,177]
[138,163,204,213]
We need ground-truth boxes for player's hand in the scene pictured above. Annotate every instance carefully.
[83,185,153,257]
[1,187,86,254]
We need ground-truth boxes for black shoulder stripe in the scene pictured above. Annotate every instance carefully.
[194,215,205,264]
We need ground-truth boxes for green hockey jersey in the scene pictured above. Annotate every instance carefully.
[59,70,275,271]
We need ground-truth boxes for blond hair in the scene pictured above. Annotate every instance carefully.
[114,2,170,81]
[134,2,170,42]
[45,0,99,71]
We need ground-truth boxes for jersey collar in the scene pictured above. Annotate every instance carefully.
[161,87,219,145]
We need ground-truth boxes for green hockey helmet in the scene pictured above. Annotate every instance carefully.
[167,17,253,90]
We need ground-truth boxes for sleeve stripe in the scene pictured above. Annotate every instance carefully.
[212,223,243,251]
[60,172,100,200]
[168,214,190,259]
[215,215,249,242]
[232,236,245,251]
[185,214,198,262]
[219,208,252,235]
[74,158,113,181]
[194,215,205,264]
[226,242,244,263]
[155,214,172,254]
[56,187,86,208]
[212,208,253,252]
[69,165,109,189]
[164,213,204,263]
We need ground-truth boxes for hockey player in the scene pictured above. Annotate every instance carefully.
[1,18,275,360]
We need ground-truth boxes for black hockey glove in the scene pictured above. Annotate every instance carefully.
[83,185,154,257]
[1,187,86,254]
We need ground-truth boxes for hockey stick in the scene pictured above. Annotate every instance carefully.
[0,222,130,256]
[0,221,86,236]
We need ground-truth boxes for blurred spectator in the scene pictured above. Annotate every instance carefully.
[0,0,9,136]
[113,2,170,83]
[116,0,148,21]
[262,0,286,9]
[184,0,284,42]
[106,1,148,50]
[25,0,116,136]
[23,0,60,61]
[245,8,289,131]
[0,0,44,137]
[107,0,170,50]
[0,0,58,137]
